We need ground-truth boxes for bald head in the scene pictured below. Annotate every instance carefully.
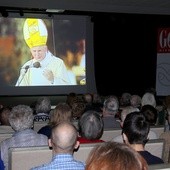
[51,122,78,153]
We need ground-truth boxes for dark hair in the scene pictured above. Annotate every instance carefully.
[140,104,158,125]
[122,111,150,145]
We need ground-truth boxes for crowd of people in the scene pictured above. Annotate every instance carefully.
[0,90,170,169]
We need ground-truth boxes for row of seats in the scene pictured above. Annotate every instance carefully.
[8,139,165,170]
[0,125,165,143]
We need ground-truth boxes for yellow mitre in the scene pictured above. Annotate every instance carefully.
[23,18,48,48]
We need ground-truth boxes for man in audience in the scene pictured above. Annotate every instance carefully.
[122,111,164,165]
[102,95,120,129]
[31,122,85,170]
[0,105,48,170]
[86,141,148,170]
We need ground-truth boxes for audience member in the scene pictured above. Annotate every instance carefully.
[120,92,132,107]
[0,106,14,133]
[86,141,148,170]
[66,92,77,107]
[102,95,120,129]
[78,110,104,143]
[0,105,48,170]
[92,93,103,113]
[141,92,156,108]
[31,122,85,170]
[140,104,158,139]
[38,102,72,138]
[130,94,142,109]
[122,111,164,165]
[33,97,51,122]
[113,106,139,142]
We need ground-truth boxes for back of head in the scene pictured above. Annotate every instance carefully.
[103,95,119,115]
[141,105,158,125]
[86,141,148,170]
[120,92,132,106]
[122,111,150,145]
[35,97,51,114]
[71,97,85,119]
[120,106,140,124]
[130,95,142,108]
[79,110,103,140]
[50,103,72,127]
[9,105,33,131]
[141,92,156,108]
[83,93,93,104]
[50,122,78,153]
[0,106,11,125]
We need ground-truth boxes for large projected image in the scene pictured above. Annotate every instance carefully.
[0,15,95,96]
[0,17,85,87]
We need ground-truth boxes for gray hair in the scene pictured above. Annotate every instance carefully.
[9,105,34,131]
[141,92,156,108]
[35,97,51,114]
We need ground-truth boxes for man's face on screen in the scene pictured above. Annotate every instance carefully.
[30,45,47,61]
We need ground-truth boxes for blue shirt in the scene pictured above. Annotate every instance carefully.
[31,153,85,170]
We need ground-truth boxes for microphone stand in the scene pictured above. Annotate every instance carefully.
[16,66,29,86]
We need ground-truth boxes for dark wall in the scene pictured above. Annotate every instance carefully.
[93,13,170,96]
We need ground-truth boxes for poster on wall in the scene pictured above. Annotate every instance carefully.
[156,28,170,96]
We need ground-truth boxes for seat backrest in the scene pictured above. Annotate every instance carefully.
[148,163,170,170]
[8,146,52,170]
[100,128,122,141]
[33,121,49,132]
[8,143,100,170]
[74,143,101,162]
[150,126,165,137]
[145,138,165,159]
[0,133,13,143]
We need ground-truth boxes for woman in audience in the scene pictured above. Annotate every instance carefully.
[0,105,48,170]
[122,111,164,165]
[78,110,104,143]
[86,141,148,170]
[0,106,14,133]
[34,96,51,122]
[38,102,72,138]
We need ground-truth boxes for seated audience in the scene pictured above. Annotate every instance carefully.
[86,141,148,170]
[34,97,51,122]
[102,95,121,129]
[0,106,14,133]
[122,111,164,165]
[31,122,85,170]
[78,110,104,143]
[38,102,72,138]
[0,105,48,170]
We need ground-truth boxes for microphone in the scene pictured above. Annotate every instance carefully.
[23,62,41,73]
[33,62,41,68]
